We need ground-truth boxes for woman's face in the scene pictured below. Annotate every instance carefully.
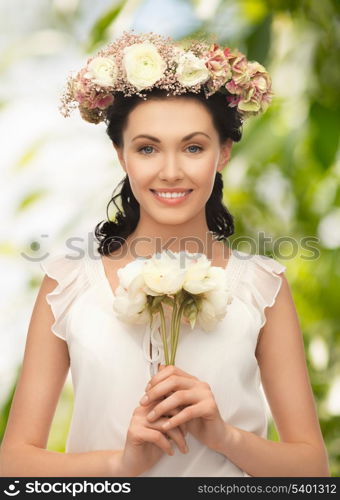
[114,97,232,228]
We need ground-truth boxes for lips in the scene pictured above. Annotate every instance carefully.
[150,189,193,193]
[150,189,193,205]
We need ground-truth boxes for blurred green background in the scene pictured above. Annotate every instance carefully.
[1,0,339,476]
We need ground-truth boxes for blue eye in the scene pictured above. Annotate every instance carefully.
[139,145,154,154]
[187,145,203,153]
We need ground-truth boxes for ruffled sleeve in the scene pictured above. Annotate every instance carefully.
[39,252,87,342]
[233,253,287,331]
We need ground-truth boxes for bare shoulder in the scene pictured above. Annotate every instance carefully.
[0,274,70,453]
[255,272,329,469]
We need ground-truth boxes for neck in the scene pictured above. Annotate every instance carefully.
[124,227,221,259]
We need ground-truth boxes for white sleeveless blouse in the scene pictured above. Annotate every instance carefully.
[39,246,286,477]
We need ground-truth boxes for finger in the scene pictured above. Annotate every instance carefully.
[145,413,188,454]
[139,394,170,414]
[165,425,188,454]
[167,408,187,435]
[145,401,188,437]
[179,422,187,437]
[146,365,197,391]
[158,364,193,377]
[141,377,195,406]
[146,390,196,422]
[167,407,188,437]
[140,396,186,430]
[161,402,204,431]
[141,427,174,456]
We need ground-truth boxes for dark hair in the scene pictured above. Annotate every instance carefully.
[94,88,243,256]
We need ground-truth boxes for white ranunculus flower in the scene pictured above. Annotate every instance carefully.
[122,42,167,91]
[175,50,210,87]
[183,254,212,294]
[183,256,226,294]
[112,281,149,325]
[196,298,218,331]
[142,251,186,295]
[183,255,233,331]
[112,258,149,322]
[196,287,232,332]
[84,56,118,87]
[206,265,229,290]
[113,297,150,324]
[205,288,232,316]
[117,258,148,290]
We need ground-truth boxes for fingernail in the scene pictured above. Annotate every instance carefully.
[146,383,151,391]
[147,410,155,419]
[140,395,149,404]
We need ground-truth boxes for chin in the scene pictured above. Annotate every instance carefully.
[153,214,190,225]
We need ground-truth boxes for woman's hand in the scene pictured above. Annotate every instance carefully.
[119,396,189,477]
[140,364,227,452]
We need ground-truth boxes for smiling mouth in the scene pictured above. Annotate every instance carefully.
[149,189,194,204]
[150,189,193,198]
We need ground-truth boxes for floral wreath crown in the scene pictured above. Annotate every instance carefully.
[59,30,272,125]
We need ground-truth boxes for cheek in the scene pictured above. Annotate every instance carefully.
[193,160,216,185]
[125,162,154,199]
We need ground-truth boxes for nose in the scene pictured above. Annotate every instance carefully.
[158,152,184,182]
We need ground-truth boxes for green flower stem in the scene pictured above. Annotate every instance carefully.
[158,304,170,365]
[170,300,178,361]
[170,300,186,365]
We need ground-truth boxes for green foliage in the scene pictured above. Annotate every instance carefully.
[14,136,49,172]
[0,368,19,442]
[84,1,126,53]
[15,190,47,213]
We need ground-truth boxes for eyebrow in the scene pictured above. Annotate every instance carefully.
[131,132,211,142]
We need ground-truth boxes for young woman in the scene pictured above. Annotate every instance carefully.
[0,31,330,477]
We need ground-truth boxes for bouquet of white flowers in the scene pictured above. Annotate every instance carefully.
[112,250,233,365]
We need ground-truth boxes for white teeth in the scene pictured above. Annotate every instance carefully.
[155,191,190,198]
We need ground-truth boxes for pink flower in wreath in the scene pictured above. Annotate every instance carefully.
[225,54,272,115]
[205,43,232,81]
[72,68,114,110]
